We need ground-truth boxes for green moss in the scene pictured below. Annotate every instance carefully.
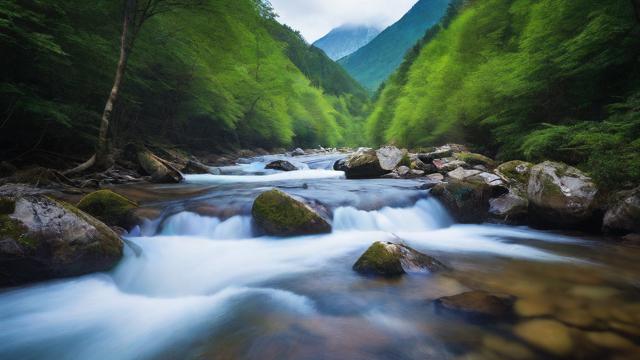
[0,197,15,215]
[252,189,330,236]
[353,242,404,276]
[0,215,36,249]
[49,196,123,257]
[77,190,137,228]
[399,152,412,168]
[454,152,496,168]
[497,160,533,185]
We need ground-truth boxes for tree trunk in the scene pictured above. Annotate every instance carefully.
[95,0,134,169]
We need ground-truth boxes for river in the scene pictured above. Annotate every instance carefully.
[1,153,639,359]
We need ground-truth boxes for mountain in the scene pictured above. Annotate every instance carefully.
[367,0,640,187]
[338,0,451,92]
[312,25,381,61]
[0,0,370,164]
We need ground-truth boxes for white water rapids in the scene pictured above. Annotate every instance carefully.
[0,155,607,360]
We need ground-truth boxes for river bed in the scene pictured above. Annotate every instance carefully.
[1,153,639,359]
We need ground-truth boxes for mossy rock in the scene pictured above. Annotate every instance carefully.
[0,195,123,287]
[454,152,497,169]
[495,160,533,188]
[252,189,331,236]
[343,148,389,179]
[77,190,138,229]
[353,241,447,277]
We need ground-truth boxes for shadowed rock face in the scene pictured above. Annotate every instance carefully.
[353,241,447,277]
[603,187,640,234]
[251,189,331,236]
[527,161,599,227]
[342,148,389,179]
[0,194,123,287]
[430,179,493,223]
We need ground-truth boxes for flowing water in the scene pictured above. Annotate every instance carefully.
[1,153,640,359]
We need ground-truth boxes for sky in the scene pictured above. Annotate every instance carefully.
[269,0,419,43]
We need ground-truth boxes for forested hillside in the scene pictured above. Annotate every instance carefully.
[338,0,450,92]
[0,0,367,168]
[368,0,640,186]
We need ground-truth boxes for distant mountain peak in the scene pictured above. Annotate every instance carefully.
[312,25,381,61]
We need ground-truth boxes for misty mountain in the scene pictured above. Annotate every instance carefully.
[312,25,381,61]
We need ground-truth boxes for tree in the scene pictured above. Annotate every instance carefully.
[67,0,202,174]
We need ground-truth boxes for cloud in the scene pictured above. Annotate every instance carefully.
[269,0,419,42]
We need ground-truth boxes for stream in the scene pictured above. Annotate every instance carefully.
[1,153,640,359]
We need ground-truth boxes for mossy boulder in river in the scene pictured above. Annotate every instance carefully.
[353,241,447,277]
[495,160,533,190]
[77,190,139,229]
[527,161,599,228]
[0,194,123,287]
[454,152,496,169]
[252,189,331,236]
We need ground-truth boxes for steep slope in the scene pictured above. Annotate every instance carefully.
[0,0,367,165]
[368,0,640,186]
[313,25,380,61]
[338,0,450,92]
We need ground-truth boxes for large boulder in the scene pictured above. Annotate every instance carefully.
[77,190,139,229]
[527,161,599,227]
[603,187,640,234]
[434,291,516,320]
[342,148,389,179]
[0,194,123,287]
[252,189,331,236]
[265,160,298,172]
[353,241,447,277]
[430,179,494,223]
[489,192,529,223]
[376,146,405,171]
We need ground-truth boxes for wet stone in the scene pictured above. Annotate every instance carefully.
[514,319,574,357]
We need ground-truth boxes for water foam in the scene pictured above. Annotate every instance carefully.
[184,169,344,184]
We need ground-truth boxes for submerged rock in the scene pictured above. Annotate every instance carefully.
[77,190,139,229]
[0,194,123,287]
[603,186,640,235]
[430,179,493,223]
[252,189,331,236]
[342,148,389,179]
[434,291,516,320]
[376,146,405,171]
[514,319,574,356]
[527,161,599,228]
[353,241,447,277]
[265,160,299,172]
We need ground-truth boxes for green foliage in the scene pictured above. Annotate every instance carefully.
[369,0,640,188]
[0,0,367,165]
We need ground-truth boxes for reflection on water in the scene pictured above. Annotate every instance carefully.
[1,153,639,359]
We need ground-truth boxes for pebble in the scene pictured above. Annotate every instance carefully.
[483,334,535,359]
[586,332,635,350]
[514,320,573,356]
[556,308,595,328]
[515,298,554,317]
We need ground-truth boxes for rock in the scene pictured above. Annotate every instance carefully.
[489,192,529,223]
[375,146,405,171]
[514,298,554,317]
[135,147,183,183]
[495,160,533,190]
[514,320,573,356]
[527,161,599,227]
[333,158,348,171]
[426,173,444,182]
[265,160,299,172]
[432,159,468,173]
[603,187,640,234]
[431,179,493,223]
[412,158,437,174]
[0,194,123,287]
[454,152,496,169]
[434,291,516,320]
[483,335,535,360]
[76,190,139,229]
[353,241,447,277]
[251,189,331,236]
[182,159,217,174]
[342,148,389,179]
[292,148,306,156]
[469,172,506,188]
[586,332,635,350]
[447,167,481,181]
[396,166,411,177]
